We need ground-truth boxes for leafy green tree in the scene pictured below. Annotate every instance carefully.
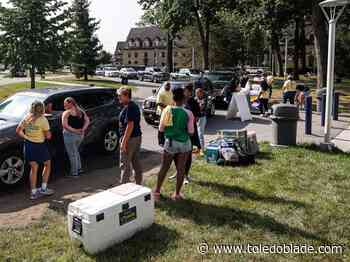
[70,0,102,80]
[98,50,113,65]
[0,0,68,88]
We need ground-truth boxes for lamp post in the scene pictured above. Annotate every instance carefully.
[319,0,349,146]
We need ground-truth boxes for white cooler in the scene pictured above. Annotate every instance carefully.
[67,183,154,254]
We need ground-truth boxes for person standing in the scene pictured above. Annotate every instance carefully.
[282,75,297,104]
[258,85,270,117]
[118,87,143,185]
[62,97,90,178]
[195,87,207,155]
[153,88,194,201]
[156,82,173,115]
[260,73,273,99]
[16,101,54,200]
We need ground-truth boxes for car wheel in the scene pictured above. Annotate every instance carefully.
[144,117,156,127]
[102,127,119,154]
[0,151,27,188]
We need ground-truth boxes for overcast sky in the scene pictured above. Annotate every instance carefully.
[0,0,144,53]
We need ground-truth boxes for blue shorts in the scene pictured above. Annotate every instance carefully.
[24,140,51,163]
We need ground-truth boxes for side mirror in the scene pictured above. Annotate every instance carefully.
[186,73,190,76]
[152,89,157,95]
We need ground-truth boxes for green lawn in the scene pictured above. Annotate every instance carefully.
[1,144,349,261]
[0,78,123,101]
[46,78,123,89]
[0,82,51,100]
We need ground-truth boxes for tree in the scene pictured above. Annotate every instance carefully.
[0,0,68,89]
[98,50,113,65]
[70,0,102,80]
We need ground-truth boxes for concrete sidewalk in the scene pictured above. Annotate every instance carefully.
[205,110,350,152]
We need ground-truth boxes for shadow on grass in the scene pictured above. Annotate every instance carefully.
[298,143,350,156]
[157,198,326,242]
[94,223,179,261]
[194,181,308,209]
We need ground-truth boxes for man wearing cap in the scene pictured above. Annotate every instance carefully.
[117,87,143,185]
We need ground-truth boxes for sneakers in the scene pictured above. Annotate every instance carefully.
[39,188,55,196]
[183,178,190,185]
[30,191,41,200]
[66,174,80,179]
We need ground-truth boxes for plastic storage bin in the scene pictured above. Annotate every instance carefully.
[67,183,154,254]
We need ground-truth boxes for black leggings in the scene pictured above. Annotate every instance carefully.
[259,98,269,114]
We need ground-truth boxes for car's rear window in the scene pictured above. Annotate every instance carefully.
[0,94,44,119]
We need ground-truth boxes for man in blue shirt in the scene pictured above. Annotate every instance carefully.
[118,87,143,185]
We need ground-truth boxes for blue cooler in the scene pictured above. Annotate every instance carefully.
[206,140,220,164]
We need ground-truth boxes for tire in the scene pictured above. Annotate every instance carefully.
[101,125,119,154]
[0,151,28,188]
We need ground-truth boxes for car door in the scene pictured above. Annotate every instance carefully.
[44,95,65,159]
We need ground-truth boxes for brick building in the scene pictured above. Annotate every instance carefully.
[114,26,192,69]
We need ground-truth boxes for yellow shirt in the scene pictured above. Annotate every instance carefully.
[282,80,296,93]
[21,116,50,143]
[156,90,173,115]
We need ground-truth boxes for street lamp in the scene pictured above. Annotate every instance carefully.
[319,0,350,146]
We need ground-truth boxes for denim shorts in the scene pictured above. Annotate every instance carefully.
[164,138,192,154]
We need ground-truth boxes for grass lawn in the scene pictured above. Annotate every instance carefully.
[45,77,123,89]
[270,77,350,114]
[0,82,51,100]
[1,144,349,261]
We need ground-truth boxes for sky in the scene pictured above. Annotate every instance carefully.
[0,0,144,53]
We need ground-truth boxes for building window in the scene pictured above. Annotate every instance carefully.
[135,61,138,64]
[162,63,165,67]
[128,53,131,58]
[154,38,160,47]
[135,39,140,47]
[161,52,165,58]
[134,52,138,58]
[128,61,131,64]
[144,52,148,57]
[154,52,157,57]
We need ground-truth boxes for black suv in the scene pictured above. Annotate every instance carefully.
[142,81,216,127]
[0,87,121,188]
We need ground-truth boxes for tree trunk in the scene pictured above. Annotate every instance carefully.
[311,0,328,89]
[30,64,35,89]
[167,32,174,73]
[202,19,210,70]
[84,67,88,81]
[271,31,284,77]
[293,18,301,80]
[300,18,307,74]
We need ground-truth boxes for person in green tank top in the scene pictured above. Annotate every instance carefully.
[153,87,195,201]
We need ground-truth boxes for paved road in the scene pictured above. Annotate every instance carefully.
[0,74,72,86]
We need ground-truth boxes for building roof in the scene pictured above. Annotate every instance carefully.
[116,41,127,50]
[126,26,167,41]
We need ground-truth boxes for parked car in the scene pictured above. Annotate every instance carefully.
[95,67,105,76]
[0,87,121,188]
[119,68,138,79]
[142,81,216,127]
[204,71,237,108]
[104,67,119,77]
[140,67,169,83]
[170,68,202,81]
